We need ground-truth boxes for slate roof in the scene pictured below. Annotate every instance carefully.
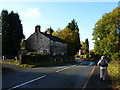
[40,32,66,43]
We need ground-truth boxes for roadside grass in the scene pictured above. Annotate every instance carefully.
[108,60,120,89]
[0,60,35,68]
[0,61,20,66]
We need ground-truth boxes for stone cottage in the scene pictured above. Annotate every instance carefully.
[25,25,67,55]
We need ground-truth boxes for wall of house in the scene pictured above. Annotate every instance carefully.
[25,24,67,55]
[35,32,50,54]
[25,33,36,51]
[25,32,50,54]
[50,40,67,55]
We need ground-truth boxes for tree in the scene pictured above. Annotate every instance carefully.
[84,38,89,54]
[66,19,79,30]
[1,10,24,58]
[1,10,9,58]
[84,38,89,57]
[92,7,120,59]
[53,19,81,55]
[0,14,2,58]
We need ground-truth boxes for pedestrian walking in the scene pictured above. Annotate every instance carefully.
[97,56,108,81]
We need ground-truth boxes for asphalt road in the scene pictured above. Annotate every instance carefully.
[2,61,95,89]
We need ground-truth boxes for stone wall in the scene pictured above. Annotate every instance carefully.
[25,32,50,54]
[25,33,36,51]
[50,40,67,55]
[35,32,50,54]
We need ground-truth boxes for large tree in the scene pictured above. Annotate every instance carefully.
[84,38,89,56]
[53,19,81,55]
[66,19,79,30]
[92,7,120,59]
[1,10,24,58]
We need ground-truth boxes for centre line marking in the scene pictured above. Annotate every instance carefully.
[8,75,46,90]
[56,67,69,72]
[70,65,77,67]
[56,65,76,72]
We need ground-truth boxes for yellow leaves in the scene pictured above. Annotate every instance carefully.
[75,30,78,33]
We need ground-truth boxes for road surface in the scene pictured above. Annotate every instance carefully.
[2,61,96,89]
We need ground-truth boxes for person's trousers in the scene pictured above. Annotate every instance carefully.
[100,68,107,80]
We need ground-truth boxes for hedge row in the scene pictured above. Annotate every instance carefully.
[20,52,75,66]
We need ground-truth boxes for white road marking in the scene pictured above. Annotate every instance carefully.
[8,75,46,90]
[89,62,95,66]
[82,65,96,89]
[70,65,77,68]
[56,66,67,69]
[8,64,77,89]
[56,65,76,72]
[56,67,69,72]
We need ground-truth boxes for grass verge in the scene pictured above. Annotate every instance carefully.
[108,60,120,89]
[1,60,75,68]
[0,61,35,68]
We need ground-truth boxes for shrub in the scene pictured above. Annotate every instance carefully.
[27,52,48,56]
[75,55,86,59]
[108,60,120,89]
[25,52,49,63]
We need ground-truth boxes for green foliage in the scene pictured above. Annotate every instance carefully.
[66,19,79,30]
[75,54,86,59]
[53,19,81,55]
[1,10,24,58]
[84,38,89,56]
[108,60,120,89]
[92,7,120,60]
[26,52,48,62]
[21,53,75,67]
[111,53,120,61]
[27,52,48,56]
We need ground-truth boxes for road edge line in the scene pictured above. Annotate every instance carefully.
[82,65,96,89]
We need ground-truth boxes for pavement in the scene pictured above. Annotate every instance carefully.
[83,65,115,90]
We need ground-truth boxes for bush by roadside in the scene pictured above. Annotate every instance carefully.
[1,52,75,68]
[108,60,120,89]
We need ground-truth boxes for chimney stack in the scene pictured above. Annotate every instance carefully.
[35,25,41,32]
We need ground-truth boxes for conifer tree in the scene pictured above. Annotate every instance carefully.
[1,10,24,58]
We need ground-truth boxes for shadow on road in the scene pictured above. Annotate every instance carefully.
[83,66,114,90]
